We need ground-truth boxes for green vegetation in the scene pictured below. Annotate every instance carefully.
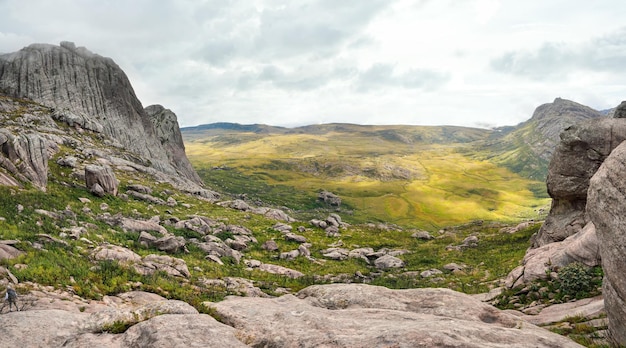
[184,127,550,229]
[494,264,603,310]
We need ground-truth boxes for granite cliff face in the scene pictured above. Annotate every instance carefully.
[506,102,626,345]
[0,42,200,184]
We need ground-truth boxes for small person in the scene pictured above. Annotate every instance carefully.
[4,286,19,312]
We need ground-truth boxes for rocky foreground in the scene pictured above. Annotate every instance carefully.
[0,284,583,348]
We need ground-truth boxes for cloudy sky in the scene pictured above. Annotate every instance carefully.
[1,0,625,128]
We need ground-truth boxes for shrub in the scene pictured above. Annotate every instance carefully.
[558,262,594,298]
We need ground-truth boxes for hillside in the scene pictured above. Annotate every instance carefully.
[181,99,604,228]
[182,123,548,228]
[471,98,604,180]
[0,42,608,347]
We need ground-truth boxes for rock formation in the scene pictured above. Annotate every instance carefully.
[144,104,202,183]
[532,117,626,247]
[0,284,584,347]
[0,42,200,184]
[588,140,626,346]
[506,116,626,286]
[85,165,118,197]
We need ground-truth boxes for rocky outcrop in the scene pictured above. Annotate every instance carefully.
[588,140,626,346]
[144,105,202,184]
[0,42,201,184]
[207,283,583,347]
[0,295,246,348]
[0,130,49,190]
[532,117,626,247]
[505,117,626,288]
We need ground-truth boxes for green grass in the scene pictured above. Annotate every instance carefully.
[185,131,550,229]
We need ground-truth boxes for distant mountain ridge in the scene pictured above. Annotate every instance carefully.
[182,98,606,181]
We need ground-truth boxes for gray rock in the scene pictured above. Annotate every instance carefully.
[421,269,443,278]
[257,263,304,278]
[145,104,203,184]
[208,283,584,347]
[318,190,341,206]
[412,230,434,240]
[272,222,293,234]
[152,235,186,254]
[0,244,24,260]
[285,232,307,243]
[0,43,202,184]
[532,118,626,247]
[588,139,626,346]
[0,131,49,190]
[261,240,279,252]
[280,249,300,261]
[85,165,118,196]
[374,254,405,270]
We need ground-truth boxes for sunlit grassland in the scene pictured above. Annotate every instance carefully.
[185,131,550,229]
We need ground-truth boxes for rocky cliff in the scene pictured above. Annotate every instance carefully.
[505,102,626,346]
[0,42,200,185]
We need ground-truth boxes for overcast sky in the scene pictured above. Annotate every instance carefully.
[1,0,625,128]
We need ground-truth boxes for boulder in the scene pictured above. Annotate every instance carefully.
[0,243,24,260]
[318,190,341,206]
[257,263,304,279]
[261,240,279,252]
[85,165,118,196]
[588,140,626,346]
[284,233,307,243]
[412,230,434,240]
[0,131,49,190]
[505,221,600,288]
[374,254,405,270]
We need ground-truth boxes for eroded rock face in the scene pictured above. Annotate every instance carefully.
[588,140,626,346]
[532,118,626,247]
[0,42,201,184]
[0,130,49,190]
[144,105,202,184]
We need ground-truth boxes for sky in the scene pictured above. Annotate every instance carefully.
[1,0,626,129]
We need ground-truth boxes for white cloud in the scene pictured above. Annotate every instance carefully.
[1,0,626,128]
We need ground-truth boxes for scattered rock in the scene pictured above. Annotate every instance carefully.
[421,269,443,278]
[374,254,405,270]
[412,230,434,240]
[318,190,341,206]
[261,240,279,252]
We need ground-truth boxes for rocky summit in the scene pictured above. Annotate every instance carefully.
[0,41,200,184]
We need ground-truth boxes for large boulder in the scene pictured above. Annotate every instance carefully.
[0,131,49,190]
[588,140,626,346]
[208,283,583,347]
[85,165,118,197]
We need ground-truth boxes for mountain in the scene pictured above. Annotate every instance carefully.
[0,41,201,185]
[471,98,604,180]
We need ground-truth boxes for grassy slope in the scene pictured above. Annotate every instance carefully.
[185,127,550,229]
